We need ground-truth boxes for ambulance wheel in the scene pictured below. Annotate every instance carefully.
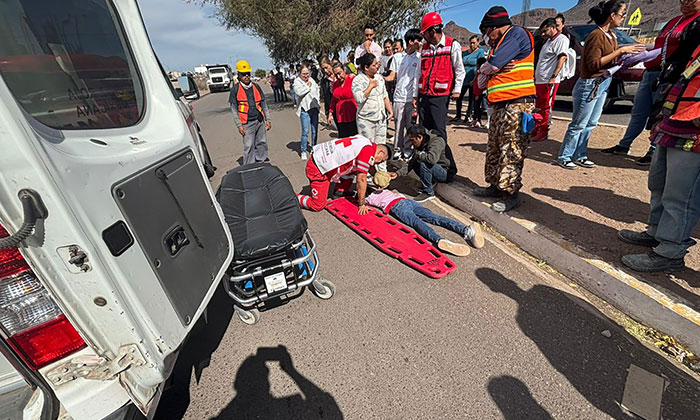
[312,278,335,300]
[236,307,260,325]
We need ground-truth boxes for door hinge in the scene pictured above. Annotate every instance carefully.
[46,344,146,386]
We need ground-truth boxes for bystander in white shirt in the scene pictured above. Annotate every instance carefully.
[293,77,320,117]
[535,32,571,84]
[394,51,420,103]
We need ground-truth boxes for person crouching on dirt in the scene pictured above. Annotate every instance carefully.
[389,124,457,203]
[296,135,392,214]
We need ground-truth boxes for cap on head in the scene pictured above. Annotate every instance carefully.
[479,6,512,33]
[236,60,252,73]
[420,12,443,33]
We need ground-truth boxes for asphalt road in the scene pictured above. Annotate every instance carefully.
[553,95,633,127]
[154,90,699,420]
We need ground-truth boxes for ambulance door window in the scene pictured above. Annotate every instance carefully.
[0,0,145,130]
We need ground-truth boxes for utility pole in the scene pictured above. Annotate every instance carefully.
[521,0,531,28]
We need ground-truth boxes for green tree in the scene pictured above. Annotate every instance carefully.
[255,68,267,78]
[201,0,437,63]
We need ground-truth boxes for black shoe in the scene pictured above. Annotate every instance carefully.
[492,193,521,213]
[473,185,501,198]
[600,145,630,155]
[449,116,462,123]
[618,229,659,247]
[414,192,435,203]
[636,150,653,166]
[622,251,685,273]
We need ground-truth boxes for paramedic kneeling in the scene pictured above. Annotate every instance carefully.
[390,124,457,202]
[296,135,392,214]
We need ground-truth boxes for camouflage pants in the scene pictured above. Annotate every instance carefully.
[485,102,535,194]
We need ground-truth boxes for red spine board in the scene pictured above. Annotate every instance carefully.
[326,197,456,279]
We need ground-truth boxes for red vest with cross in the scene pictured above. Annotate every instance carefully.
[311,135,375,179]
[418,36,455,97]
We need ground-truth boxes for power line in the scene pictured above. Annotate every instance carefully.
[438,0,483,13]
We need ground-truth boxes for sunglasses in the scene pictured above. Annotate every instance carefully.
[680,0,697,4]
[364,32,374,38]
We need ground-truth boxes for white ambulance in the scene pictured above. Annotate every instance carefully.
[0,0,233,419]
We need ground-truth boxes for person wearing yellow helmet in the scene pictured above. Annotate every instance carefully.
[229,60,272,164]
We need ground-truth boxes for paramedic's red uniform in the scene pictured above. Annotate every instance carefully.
[297,135,377,211]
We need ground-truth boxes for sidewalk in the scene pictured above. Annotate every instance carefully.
[435,114,700,358]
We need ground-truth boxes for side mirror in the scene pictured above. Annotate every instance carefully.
[175,88,184,97]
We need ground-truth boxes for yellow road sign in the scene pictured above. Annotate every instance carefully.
[628,7,642,26]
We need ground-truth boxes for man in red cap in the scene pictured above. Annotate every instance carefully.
[472,6,536,213]
[412,12,465,142]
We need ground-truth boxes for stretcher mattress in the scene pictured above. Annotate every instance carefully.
[218,163,307,260]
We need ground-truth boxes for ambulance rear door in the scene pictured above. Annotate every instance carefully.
[0,0,233,415]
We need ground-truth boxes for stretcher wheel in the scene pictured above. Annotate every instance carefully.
[235,307,260,325]
[312,278,335,300]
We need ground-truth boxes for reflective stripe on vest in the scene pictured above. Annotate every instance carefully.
[236,83,265,125]
[418,36,455,97]
[487,26,536,103]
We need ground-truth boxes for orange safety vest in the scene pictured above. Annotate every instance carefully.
[662,44,700,122]
[487,26,536,104]
[235,83,265,124]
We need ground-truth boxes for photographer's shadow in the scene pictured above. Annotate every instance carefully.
[210,345,343,420]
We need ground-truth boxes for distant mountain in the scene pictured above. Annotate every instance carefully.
[453,1,678,35]
[510,8,558,27]
[444,20,476,46]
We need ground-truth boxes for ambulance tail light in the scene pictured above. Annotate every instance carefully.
[0,224,85,369]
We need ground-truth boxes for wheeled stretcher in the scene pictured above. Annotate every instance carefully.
[217,163,335,324]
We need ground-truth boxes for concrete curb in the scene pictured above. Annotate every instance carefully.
[434,180,700,355]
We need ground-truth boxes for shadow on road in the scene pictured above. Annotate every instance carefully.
[532,186,649,224]
[488,375,553,420]
[475,267,700,420]
[209,345,343,420]
[154,284,235,420]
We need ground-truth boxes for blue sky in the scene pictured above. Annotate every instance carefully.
[141,0,578,73]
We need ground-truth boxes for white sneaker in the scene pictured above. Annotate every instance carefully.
[301,152,308,160]
[438,239,471,257]
[463,223,485,248]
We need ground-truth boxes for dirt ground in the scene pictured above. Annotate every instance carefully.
[436,111,700,311]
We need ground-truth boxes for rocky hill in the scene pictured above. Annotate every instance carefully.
[511,8,558,27]
[492,0,677,34]
[444,20,476,46]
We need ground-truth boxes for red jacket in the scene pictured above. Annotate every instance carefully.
[329,75,357,122]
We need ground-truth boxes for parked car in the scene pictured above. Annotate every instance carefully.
[557,24,645,110]
[175,74,200,100]
[0,0,232,419]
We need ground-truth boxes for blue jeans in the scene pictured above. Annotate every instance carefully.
[619,70,660,150]
[300,107,319,153]
[646,147,700,259]
[389,199,467,245]
[416,161,448,195]
[558,77,612,162]
[290,84,297,105]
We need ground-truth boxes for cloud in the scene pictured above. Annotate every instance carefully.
[139,0,274,72]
